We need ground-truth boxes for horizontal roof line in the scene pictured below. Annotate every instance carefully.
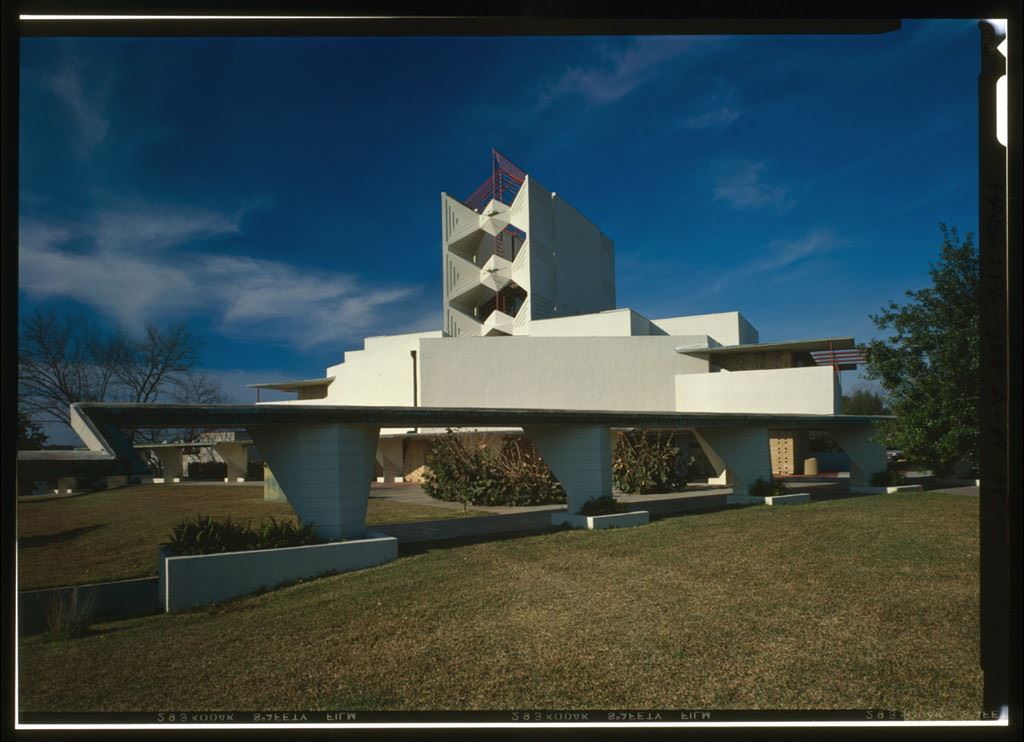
[676,337,856,355]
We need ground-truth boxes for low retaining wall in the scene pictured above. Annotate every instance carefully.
[551,511,650,530]
[19,577,159,636]
[159,532,398,612]
[764,493,810,505]
[725,494,764,505]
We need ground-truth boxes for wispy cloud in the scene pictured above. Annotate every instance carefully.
[41,61,111,154]
[537,37,718,107]
[19,203,422,349]
[712,160,794,213]
[679,86,741,129]
[687,228,840,303]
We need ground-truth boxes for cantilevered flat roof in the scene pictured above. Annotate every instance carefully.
[675,337,856,355]
[134,441,253,449]
[70,402,890,433]
[247,376,334,391]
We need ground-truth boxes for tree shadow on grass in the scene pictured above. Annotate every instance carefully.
[19,523,108,548]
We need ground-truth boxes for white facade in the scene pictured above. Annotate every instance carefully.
[255,152,878,495]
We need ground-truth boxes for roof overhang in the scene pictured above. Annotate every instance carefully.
[248,376,335,392]
[676,337,860,370]
[675,337,856,355]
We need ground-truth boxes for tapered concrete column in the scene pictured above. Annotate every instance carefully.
[248,424,380,540]
[831,426,886,490]
[214,441,249,482]
[155,447,184,482]
[376,437,405,483]
[523,424,612,514]
[693,427,772,496]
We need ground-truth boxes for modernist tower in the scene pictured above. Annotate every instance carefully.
[441,150,616,337]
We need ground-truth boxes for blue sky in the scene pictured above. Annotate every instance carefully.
[19,21,980,432]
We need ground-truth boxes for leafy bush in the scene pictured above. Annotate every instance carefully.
[166,515,321,556]
[255,517,319,550]
[247,461,265,481]
[422,431,565,507]
[44,589,95,640]
[747,477,788,498]
[870,469,907,487]
[613,431,686,494]
[577,495,627,516]
[187,460,227,481]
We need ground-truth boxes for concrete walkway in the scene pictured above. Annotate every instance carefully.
[371,484,740,546]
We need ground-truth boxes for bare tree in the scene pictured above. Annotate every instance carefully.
[18,309,229,446]
[18,310,119,426]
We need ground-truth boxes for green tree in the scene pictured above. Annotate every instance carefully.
[17,410,49,450]
[841,388,890,416]
[863,225,978,475]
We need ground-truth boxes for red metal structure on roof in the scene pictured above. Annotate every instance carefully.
[464,149,529,315]
[464,148,527,211]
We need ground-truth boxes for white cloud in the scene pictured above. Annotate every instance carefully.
[679,86,742,129]
[680,105,741,129]
[712,160,794,213]
[686,228,839,303]
[539,37,717,107]
[18,205,423,348]
[43,63,110,154]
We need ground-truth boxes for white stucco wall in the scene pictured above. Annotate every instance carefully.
[419,336,691,411]
[675,365,839,414]
[323,331,438,407]
[528,308,665,337]
[651,311,759,346]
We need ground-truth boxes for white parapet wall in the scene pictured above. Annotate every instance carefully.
[420,336,696,411]
[676,365,839,415]
[158,533,398,612]
[551,511,650,530]
[764,493,810,505]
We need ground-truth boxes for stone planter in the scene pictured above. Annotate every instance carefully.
[886,484,924,493]
[158,533,397,612]
[551,511,650,530]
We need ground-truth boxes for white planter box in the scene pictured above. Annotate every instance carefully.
[850,486,886,494]
[551,511,649,530]
[158,532,397,612]
[764,493,810,506]
[886,484,923,493]
[725,494,764,505]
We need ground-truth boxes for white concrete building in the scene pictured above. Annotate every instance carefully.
[252,150,879,497]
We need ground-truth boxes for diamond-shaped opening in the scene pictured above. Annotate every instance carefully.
[476,282,528,324]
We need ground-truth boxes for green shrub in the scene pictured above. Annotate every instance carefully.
[870,469,906,487]
[613,431,686,494]
[255,517,319,549]
[577,495,627,516]
[44,589,95,640]
[166,515,322,556]
[422,431,565,507]
[747,477,788,498]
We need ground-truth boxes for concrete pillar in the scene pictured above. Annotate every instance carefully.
[831,426,886,490]
[376,437,405,483]
[523,424,612,514]
[247,424,380,540]
[155,447,184,482]
[693,426,772,496]
[214,441,249,482]
[263,464,286,501]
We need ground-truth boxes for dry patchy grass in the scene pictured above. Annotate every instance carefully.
[17,484,485,589]
[18,492,980,719]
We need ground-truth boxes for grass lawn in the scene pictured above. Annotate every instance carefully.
[17,484,487,590]
[18,492,980,719]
